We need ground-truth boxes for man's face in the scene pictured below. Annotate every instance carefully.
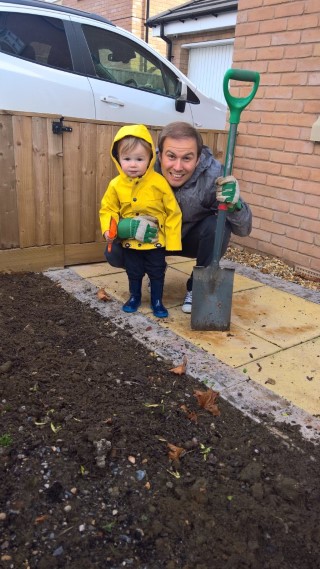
[159,137,200,188]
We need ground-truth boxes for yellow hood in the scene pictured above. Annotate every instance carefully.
[111,124,155,178]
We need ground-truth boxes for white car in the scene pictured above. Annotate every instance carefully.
[0,0,227,128]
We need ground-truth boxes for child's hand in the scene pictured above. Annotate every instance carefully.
[117,217,159,243]
[104,231,115,244]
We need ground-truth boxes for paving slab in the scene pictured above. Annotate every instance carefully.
[244,337,320,416]
[232,287,320,348]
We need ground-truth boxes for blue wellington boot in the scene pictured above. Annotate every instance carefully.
[150,279,168,318]
[122,279,142,313]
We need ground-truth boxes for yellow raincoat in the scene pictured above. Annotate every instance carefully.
[99,124,182,251]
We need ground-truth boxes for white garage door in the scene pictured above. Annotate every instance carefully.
[186,40,234,105]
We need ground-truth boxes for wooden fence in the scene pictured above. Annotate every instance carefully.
[0,111,228,272]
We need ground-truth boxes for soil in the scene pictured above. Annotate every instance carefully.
[0,271,320,569]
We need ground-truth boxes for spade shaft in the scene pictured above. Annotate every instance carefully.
[191,68,260,331]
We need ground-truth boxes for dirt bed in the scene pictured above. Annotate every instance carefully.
[0,271,319,569]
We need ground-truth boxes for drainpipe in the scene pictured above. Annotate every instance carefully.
[145,0,150,43]
[160,23,173,61]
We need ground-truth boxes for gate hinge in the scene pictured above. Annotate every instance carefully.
[52,117,73,135]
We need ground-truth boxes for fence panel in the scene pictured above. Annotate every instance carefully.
[0,111,227,272]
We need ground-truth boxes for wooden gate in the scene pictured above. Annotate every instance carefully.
[0,111,228,272]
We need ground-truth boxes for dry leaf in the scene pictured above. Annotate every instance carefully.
[145,481,151,490]
[97,288,112,302]
[35,515,49,524]
[265,378,276,385]
[167,443,185,461]
[169,355,187,375]
[128,455,136,464]
[194,389,220,416]
[180,404,198,424]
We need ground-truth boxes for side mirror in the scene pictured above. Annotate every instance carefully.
[175,80,187,113]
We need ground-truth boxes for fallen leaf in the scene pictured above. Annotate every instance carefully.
[128,455,136,464]
[35,515,49,524]
[180,404,198,423]
[167,443,185,461]
[97,288,112,302]
[265,378,276,385]
[169,355,187,375]
[145,481,151,490]
[194,389,220,416]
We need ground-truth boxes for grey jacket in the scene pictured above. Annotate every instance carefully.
[155,146,252,239]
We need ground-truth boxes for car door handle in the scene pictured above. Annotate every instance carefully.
[100,96,125,107]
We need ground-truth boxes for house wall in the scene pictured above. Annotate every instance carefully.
[231,0,320,278]
[62,0,179,56]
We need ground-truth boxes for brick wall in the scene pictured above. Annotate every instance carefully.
[231,0,320,276]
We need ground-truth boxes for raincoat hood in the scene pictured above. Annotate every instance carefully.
[111,124,155,178]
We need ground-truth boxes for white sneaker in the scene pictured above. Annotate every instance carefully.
[182,291,192,313]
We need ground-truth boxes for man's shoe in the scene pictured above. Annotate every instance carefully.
[182,291,192,313]
[151,299,168,318]
[122,295,141,313]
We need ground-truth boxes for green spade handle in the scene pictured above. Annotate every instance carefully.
[211,68,260,267]
[223,68,260,125]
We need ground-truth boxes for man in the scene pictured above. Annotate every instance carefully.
[103,122,252,313]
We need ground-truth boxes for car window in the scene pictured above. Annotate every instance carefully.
[82,24,180,97]
[0,12,72,70]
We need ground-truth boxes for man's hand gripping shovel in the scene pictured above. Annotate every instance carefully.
[191,68,260,331]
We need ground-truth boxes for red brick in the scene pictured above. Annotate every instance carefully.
[298,242,318,257]
[285,44,313,58]
[286,227,314,244]
[293,179,320,195]
[301,28,320,44]
[273,211,300,228]
[271,30,301,46]
[297,59,320,72]
[245,147,270,161]
[275,1,304,18]
[256,46,284,60]
[280,72,308,85]
[268,60,296,73]
[288,14,318,30]
[297,154,320,168]
[304,0,320,14]
[246,34,272,48]
[239,0,263,9]
[247,6,275,22]
[265,175,294,191]
[258,137,284,151]
[260,219,286,235]
[289,203,319,220]
[309,72,320,86]
[276,100,304,113]
[253,228,273,243]
[271,125,301,139]
[270,150,296,165]
[285,139,314,154]
[300,218,320,233]
[264,86,293,100]
[294,86,320,100]
[236,22,260,36]
[271,234,298,252]
[259,18,287,34]
[233,49,257,62]
[281,164,310,180]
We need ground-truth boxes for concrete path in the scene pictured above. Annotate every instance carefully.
[45,258,320,444]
